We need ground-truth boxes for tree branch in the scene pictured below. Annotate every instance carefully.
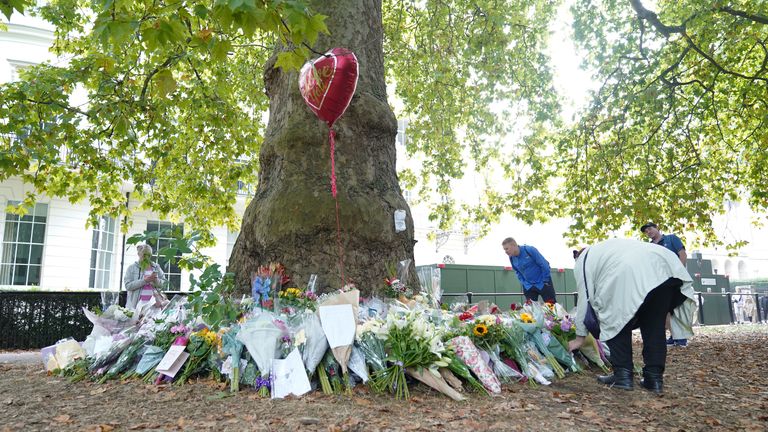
[628,0,684,37]
[718,6,768,25]
[683,33,768,84]
[139,53,185,102]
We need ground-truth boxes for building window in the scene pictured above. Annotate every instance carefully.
[0,202,48,286]
[8,60,36,82]
[403,189,413,203]
[146,221,184,291]
[89,216,116,289]
[396,118,408,147]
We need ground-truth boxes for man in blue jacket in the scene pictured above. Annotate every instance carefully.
[640,222,689,347]
[502,237,556,303]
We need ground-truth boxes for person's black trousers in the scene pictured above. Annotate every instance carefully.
[524,281,557,303]
[606,278,685,374]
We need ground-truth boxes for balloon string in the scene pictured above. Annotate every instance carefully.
[330,129,337,198]
[329,128,346,286]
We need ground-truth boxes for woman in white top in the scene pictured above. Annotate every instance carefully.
[123,244,166,310]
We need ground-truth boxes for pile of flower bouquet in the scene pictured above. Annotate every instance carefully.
[49,264,610,400]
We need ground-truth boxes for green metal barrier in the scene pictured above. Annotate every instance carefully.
[417,263,577,310]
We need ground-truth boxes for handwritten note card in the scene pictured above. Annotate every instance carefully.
[318,304,355,349]
[272,348,312,399]
[156,345,189,378]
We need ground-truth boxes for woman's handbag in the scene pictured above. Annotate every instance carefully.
[581,251,601,339]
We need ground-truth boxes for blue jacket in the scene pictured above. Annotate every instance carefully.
[654,234,684,255]
[510,245,551,291]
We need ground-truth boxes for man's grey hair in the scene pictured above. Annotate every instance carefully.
[501,237,517,246]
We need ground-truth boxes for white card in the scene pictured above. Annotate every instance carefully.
[156,345,189,378]
[318,304,356,349]
[272,348,311,399]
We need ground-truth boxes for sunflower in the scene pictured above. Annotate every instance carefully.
[473,323,489,337]
[520,312,535,324]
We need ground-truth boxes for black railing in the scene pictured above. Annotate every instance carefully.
[0,291,188,349]
[442,291,768,326]
[442,291,579,305]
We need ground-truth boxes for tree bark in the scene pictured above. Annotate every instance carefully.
[229,0,415,295]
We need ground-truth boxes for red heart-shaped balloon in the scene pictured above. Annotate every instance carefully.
[299,48,359,127]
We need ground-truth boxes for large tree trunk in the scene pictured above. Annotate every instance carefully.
[229,0,415,295]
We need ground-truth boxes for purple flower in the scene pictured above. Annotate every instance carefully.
[544,319,555,331]
[255,376,271,390]
[281,335,292,343]
[560,319,572,332]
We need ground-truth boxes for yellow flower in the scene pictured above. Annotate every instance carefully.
[195,328,219,346]
[473,323,489,337]
[520,313,535,324]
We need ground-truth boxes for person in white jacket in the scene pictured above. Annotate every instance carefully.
[568,238,696,394]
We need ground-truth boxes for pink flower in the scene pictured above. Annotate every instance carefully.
[170,324,188,335]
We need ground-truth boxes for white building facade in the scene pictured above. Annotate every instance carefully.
[0,14,245,292]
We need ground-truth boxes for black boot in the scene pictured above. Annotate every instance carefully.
[640,369,663,394]
[596,367,634,390]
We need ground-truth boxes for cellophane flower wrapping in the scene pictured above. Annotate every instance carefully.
[488,345,525,383]
[134,345,165,375]
[543,330,581,372]
[300,312,329,376]
[89,331,135,374]
[447,336,501,394]
[524,340,554,384]
[355,321,386,376]
[237,312,282,396]
[221,326,244,391]
[416,266,442,309]
[347,345,369,383]
[83,305,137,335]
[100,336,148,383]
[372,309,451,399]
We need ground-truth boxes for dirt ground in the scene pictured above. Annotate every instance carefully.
[1,326,767,432]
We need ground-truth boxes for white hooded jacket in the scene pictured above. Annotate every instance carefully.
[574,238,696,341]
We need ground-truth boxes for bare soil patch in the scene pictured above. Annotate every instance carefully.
[1,326,766,431]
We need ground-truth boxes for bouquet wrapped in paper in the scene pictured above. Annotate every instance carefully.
[318,288,359,375]
[237,312,282,396]
[577,333,611,372]
[448,336,501,394]
[445,351,489,395]
[372,309,453,399]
